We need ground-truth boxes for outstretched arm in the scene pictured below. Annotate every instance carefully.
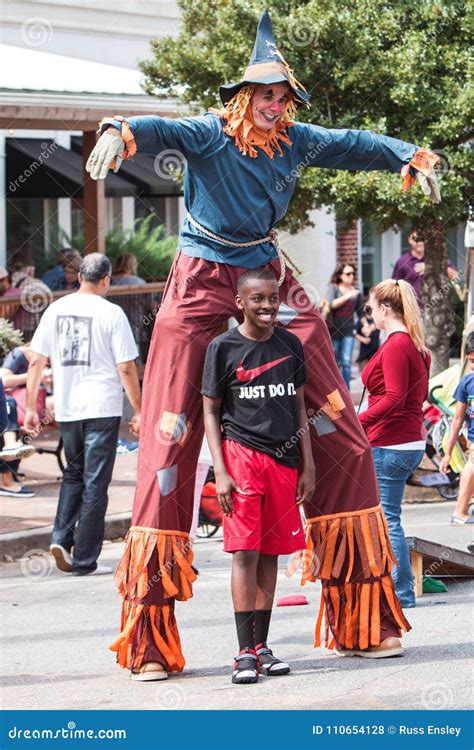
[86,113,220,180]
[293,122,440,202]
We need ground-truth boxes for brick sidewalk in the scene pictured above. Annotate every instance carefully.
[0,424,137,535]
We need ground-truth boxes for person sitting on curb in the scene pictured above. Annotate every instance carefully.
[439,332,474,525]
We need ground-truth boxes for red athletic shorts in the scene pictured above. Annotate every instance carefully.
[221,439,306,555]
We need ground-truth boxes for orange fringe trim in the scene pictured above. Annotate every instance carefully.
[302,505,396,584]
[302,505,411,650]
[110,527,196,672]
[113,526,196,602]
[110,600,185,672]
[402,147,440,191]
[312,576,411,651]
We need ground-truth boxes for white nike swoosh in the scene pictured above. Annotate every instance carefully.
[291,530,300,536]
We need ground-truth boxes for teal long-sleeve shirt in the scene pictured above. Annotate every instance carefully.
[105,113,417,268]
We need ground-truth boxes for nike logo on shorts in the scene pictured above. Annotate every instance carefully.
[236,355,292,382]
[291,529,300,536]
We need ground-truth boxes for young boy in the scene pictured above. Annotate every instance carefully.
[440,332,474,524]
[201,268,315,685]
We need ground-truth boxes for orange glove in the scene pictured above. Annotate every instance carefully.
[401,148,441,203]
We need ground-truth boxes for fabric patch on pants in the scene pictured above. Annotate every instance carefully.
[157,465,178,496]
[312,413,337,436]
[327,389,345,412]
[276,303,299,326]
[157,411,191,446]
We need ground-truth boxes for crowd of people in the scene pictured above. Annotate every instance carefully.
[0,249,148,302]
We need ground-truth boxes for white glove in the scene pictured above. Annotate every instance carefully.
[85,129,125,180]
[415,168,441,204]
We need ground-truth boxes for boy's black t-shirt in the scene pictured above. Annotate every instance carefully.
[201,326,306,467]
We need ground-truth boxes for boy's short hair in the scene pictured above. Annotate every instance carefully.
[237,267,278,292]
[465,332,474,355]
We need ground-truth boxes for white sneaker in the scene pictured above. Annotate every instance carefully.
[0,441,36,461]
[49,544,73,572]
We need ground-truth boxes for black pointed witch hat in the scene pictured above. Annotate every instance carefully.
[219,10,311,107]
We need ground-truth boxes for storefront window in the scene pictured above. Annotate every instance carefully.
[6,198,44,267]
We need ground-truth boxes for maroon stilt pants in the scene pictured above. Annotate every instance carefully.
[110,252,410,671]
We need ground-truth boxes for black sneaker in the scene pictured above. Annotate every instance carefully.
[232,647,259,684]
[256,643,290,676]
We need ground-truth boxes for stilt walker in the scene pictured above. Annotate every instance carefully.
[87,11,441,679]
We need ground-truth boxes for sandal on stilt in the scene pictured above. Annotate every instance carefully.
[131,662,168,681]
[337,637,404,659]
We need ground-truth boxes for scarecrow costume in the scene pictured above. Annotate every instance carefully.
[87,11,440,675]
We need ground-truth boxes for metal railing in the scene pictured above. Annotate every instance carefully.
[0,282,166,364]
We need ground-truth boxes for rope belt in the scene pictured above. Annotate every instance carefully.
[186,212,301,287]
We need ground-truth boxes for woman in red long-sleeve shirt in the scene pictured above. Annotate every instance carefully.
[359,279,430,613]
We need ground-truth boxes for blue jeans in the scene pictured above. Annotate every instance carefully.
[52,417,120,575]
[372,447,424,608]
[332,335,355,389]
[0,398,20,475]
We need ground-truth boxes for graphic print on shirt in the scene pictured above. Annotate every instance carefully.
[236,355,292,382]
[57,315,92,366]
[201,327,307,467]
[236,354,296,399]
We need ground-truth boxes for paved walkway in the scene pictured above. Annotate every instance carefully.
[0,425,138,537]
[0,501,472,710]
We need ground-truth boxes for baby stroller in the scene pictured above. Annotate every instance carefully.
[418,364,466,500]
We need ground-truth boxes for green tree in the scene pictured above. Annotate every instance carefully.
[140,0,472,372]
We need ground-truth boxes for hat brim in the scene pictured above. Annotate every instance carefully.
[219,76,311,107]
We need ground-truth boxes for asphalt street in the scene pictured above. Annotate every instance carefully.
[0,501,472,711]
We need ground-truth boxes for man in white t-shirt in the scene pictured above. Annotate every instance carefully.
[25,253,140,576]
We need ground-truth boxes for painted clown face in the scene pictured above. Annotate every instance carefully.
[251,82,291,130]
